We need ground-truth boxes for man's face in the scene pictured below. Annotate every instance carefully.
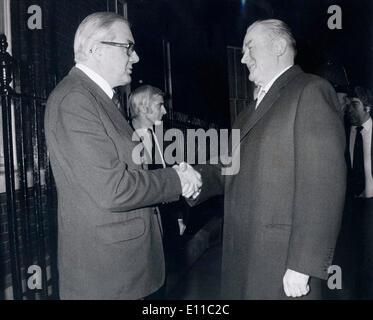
[241,25,278,87]
[146,94,166,125]
[346,98,369,126]
[98,22,139,87]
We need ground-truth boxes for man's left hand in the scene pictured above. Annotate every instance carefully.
[283,269,310,298]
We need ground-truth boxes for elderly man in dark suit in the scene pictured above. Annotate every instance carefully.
[190,19,346,299]
[44,12,201,300]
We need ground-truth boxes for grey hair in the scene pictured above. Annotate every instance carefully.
[129,85,164,120]
[247,19,297,56]
[74,12,129,63]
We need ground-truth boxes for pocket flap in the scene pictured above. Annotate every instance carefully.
[96,217,145,244]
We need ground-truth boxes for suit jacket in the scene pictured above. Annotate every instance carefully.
[44,67,181,299]
[192,66,347,299]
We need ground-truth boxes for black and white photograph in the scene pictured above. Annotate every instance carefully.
[0,0,373,307]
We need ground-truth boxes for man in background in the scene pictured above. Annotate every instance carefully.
[129,85,187,236]
[344,86,373,299]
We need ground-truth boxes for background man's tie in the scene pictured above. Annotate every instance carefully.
[147,128,164,170]
[352,126,365,196]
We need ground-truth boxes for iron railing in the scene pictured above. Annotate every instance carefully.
[0,34,58,300]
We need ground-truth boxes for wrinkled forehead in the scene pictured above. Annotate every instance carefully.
[242,24,268,49]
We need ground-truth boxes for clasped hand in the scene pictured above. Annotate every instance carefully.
[173,162,202,199]
[283,268,310,298]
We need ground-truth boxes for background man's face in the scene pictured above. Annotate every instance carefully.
[99,22,139,87]
[146,94,166,125]
[346,98,369,126]
[241,25,277,87]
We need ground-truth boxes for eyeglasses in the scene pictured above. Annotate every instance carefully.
[100,41,136,57]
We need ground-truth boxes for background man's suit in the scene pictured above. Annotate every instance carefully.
[335,122,373,299]
[193,66,346,299]
[44,67,181,299]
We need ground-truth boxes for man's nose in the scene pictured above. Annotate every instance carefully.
[161,106,167,114]
[241,50,249,64]
[130,51,140,63]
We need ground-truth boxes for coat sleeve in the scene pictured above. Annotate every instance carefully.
[53,90,182,212]
[286,78,347,280]
[186,164,225,207]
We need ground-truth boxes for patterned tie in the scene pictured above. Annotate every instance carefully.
[112,92,123,114]
[352,126,365,196]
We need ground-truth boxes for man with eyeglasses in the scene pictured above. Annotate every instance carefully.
[44,12,201,300]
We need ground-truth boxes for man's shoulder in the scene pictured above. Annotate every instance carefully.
[293,70,334,91]
[48,68,87,97]
[47,68,100,108]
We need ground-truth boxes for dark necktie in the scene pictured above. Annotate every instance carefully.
[112,93,123,114]
[352,126,365,196]
[147,128,164,170]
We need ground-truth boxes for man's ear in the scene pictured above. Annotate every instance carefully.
[273,38,287,56]
[139,103,150,115]
[90,44,103,59]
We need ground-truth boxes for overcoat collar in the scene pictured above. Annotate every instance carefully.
[240,65,303,142]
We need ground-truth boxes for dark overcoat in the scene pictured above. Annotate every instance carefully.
[194,66,347,299]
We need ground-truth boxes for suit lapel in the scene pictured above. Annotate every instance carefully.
[100,94,135,140]
[70,67,134,141]
[239,65,303,142]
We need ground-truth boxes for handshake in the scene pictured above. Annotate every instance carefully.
[173,162,202,199]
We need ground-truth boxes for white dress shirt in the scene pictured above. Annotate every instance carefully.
[350,117,373,197]
[256,64,293,109]
[76,63,114,99]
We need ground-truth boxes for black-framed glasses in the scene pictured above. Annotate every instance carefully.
[100,41,136,57]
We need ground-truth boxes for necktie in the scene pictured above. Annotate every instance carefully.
[352,126,365,196]
[112,92,123,114]
[147,128,164,170]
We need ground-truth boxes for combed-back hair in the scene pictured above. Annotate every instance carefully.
[74,12,129,63]
[247,19,297,56]
[129,85,164,119]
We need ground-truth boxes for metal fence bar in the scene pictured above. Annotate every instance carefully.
[0,34,22,299]
[29,64,48,299]
[13,94,34,300]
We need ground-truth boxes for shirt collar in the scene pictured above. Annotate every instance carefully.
[261,64,293,94]
[352,117,372,132]
[76,63,114,99]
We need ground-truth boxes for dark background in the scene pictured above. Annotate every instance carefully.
[10,0,373,126]
[128,0,373,126]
